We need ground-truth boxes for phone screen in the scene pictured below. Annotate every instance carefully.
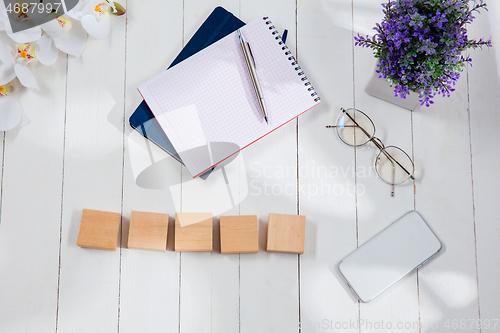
[338,210,442,302]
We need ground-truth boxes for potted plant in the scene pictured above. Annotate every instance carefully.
[355,0,492,108]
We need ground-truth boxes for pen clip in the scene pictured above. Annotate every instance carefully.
[246,42,256,68]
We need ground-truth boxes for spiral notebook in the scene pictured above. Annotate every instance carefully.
[130,7,245,180]
[138,16,320,178]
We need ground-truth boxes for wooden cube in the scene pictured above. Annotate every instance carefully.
[77,209,121,251]
[127,211,169,251]
[175,213,213,251]
[266,213,306,254]
[220,215,259,254]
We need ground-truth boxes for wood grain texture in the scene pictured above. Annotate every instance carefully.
[118,1,183,331]
[267,213,305,254]
[468,2,500,329]
[220,215,259,254]
[413,47,479,333]
[0,47,67,332]
[175,213,213,251]
[77,209,121,250]
[0,133,2,222]
[127,210,168,251]
[297,0,360,331]
[57,14,126,332]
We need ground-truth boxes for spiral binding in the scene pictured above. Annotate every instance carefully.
[263,17,320,102]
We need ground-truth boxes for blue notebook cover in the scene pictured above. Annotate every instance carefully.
[130,7,245,179]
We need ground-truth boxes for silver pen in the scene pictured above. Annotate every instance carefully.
[237,29,269,123]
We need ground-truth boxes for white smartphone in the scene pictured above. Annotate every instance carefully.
[338,210,442,303]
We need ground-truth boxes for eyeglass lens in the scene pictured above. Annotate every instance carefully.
[336,108,375,146]
[375,146,414,185]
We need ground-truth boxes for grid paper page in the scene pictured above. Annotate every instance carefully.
[139,17,320,177]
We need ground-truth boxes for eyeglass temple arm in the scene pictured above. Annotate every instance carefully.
[339,109,415,180]
[391,160,396,197]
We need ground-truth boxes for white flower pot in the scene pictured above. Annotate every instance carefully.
[365,65,421,111]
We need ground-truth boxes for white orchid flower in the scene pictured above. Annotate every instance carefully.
[67,0,125,40]
[0,5,87,61]
[0,80,29,131]
[0,39,39,92]
[37,15,88,61]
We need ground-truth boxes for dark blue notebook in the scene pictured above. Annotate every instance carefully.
[129,7,245,179]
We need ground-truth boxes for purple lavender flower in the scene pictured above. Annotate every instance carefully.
[355,0,491,106]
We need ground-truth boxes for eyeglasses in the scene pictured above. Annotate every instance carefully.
[326,107,415,197]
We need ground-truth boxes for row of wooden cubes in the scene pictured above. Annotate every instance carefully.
[77,209,306,254]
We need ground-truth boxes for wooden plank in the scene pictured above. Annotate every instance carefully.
[0,51,67,332]
[0,132,3,219]
[413,43,479,332]
[297,0,359,331]
[0,132,2,215]
[118,0,183,331]
[238,1,300,332]
[352,1,420,331]
[178,2,241,333]
[468,2,500,330]
[56,15,126,332]
[119,149,181,332]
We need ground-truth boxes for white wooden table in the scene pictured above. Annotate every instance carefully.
[1,1,499,332]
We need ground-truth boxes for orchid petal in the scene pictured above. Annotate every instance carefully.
[0,96,23,131]
[7,26,42,43]
[14,64,39,92]
[52,21,88,57]
[66,0,86,20]
[81,0,103,16]
[35,34,58,66]
[0,63,16,86]
[81,14,110,40]
[0,39,15,64]
[57,16,73,33]
[40,19,63,39]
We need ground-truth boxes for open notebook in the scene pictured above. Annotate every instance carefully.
[139,16,320,178]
